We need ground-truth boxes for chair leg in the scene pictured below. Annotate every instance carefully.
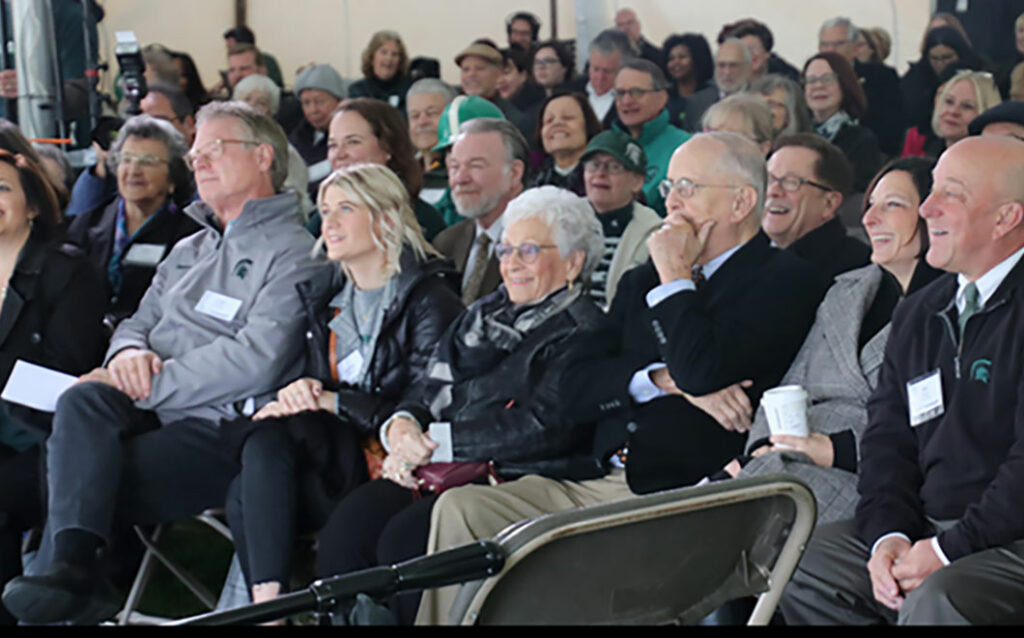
[118,524,165,626]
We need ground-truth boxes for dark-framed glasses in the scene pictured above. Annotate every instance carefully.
[113,152,170,168]
[767,174,833,193]
[658,177,741,199]
[612,87,662,101]
[185,138,259,171]
[802,73,839,87]
[494,241,559,264]
[583,158,627,174]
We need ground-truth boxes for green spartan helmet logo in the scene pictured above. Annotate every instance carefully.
[233,259,254,280]
[969,359,992,384]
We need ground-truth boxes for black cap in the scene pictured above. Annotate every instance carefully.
[968,101,1024,136]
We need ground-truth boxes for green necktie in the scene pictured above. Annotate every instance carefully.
[959,282,980,338]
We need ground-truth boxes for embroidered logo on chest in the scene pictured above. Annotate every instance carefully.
[233,259,254,280]
[969,358,992,384]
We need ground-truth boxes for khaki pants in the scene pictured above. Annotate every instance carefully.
[415,469,637,625]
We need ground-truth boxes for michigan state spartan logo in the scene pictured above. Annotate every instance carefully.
[969,358,992,384]
[233,259,254,280]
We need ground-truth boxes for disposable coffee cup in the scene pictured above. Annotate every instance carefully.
[761,385,809,439]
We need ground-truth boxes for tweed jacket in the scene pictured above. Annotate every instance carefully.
[738,264,889,523]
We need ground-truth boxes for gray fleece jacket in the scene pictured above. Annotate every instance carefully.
[106,192,328,424]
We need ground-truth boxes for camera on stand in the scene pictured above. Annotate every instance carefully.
[115,30,147,116]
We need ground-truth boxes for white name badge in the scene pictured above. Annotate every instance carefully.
[195,291,243,322]
[336,349,365,384]
[907,369,944,427]
[122,243,166,267]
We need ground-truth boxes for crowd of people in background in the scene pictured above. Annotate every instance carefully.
[1,4,1024,626]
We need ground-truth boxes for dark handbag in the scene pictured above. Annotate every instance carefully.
[413,461,501,495]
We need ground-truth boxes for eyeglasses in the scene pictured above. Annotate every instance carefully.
[613,87,662,101]
[583,159,627,174]
[767,174,833,193]
[533,57,561,68]
[803,73,839,87]
[113,152,170,168]
[658,177,740,199]
[494,241,559,263]
[185,138,259,171]
[928,52,958,65]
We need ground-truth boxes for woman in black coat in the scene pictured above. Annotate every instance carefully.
[0,150,106,624]
[803,52,882,193]
[67,115,198,330]
[347,31,414,112]
[222,163,463,607]
[312,186,608,624]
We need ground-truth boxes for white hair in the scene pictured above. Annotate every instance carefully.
[820,17,859,42]
[234,74,282,114]
[502,186,605,282]
[695,131,767,219]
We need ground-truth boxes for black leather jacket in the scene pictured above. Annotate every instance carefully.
[297,249,463,437]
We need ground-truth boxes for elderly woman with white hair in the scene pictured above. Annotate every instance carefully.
[234,75,315,217]
[701,93,775,156]
[312,186,607,624]
[752,74,813,140]
[221,163,463,608]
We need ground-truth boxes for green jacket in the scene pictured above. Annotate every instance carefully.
[613,109,691,216]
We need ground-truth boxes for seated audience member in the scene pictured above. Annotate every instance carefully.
[306,99,445,241]
[996,11,1024,98]
[0,152,106,625]
[406,79,457,191]
[33,144,75,197]
[140,44,181,92]
[615,7,662,66]
[780,135,1024,625]
[0,122,68,211]
[222,163,462,606]
[566,29,633,127]
[718,18,800,82]
[233,74,314,216]
[529,91,602,196]
[611,59,691,215]
[532,41,574,97]
[682,38,750,132]
[314,186,607,625]
[455,41,534,144]
[65,83,197,219]
[753,74,813,140]
[701,93,774,156]
[348,31,413,112]
[804,52,881,193]
[415,132,826,624]
[169,50,210,109]
[763,134,871,280]
[67,115,200,329]
[580,130,661,307]
[720,158,941,525]
[224,43,301,134]
[506,11,541,52]
[223,26,284,88]
[905,70,1001,160]
[290,64,346,196]
[427,96,507,227]
[819,17,904,157]
[1,102,327,626]
[855,27,892,65]
[498,47,545,131]
[434,118,529,305]
[661,33,714,130]
[968,101,1024,140]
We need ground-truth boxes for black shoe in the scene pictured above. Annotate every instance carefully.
[2,562,120,625]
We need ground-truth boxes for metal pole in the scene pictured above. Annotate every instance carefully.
[11,0,64,141]
[0,2,15,122]
[235,0,247,27]
[550,0,558,40]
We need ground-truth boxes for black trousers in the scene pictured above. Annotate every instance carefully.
[224,416,368,588]
[314,479,438,625]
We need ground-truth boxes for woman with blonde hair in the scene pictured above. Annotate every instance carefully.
[349,30,413,112]
[904,70,1001,158]
[222,162,463,606]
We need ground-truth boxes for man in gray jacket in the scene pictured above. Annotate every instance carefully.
[3,102,327,625]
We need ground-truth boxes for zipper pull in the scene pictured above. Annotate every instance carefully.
[954,355,961,380]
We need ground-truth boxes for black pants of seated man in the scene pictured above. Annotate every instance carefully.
[314,479,438,625]
[223,414,369,591]
[32,381,241,575]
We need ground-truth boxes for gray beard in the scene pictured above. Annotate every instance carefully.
[453,189,505,220]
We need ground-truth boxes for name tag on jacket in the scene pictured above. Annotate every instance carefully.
[122,243,167,267]
[907,369,944,427]
[195,290,243,322]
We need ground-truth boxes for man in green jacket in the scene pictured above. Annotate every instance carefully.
[611,59,691,216]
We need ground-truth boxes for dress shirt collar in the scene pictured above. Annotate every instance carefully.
[955,244,1024,314]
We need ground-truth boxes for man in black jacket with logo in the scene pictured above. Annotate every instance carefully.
[781,135,1024,625]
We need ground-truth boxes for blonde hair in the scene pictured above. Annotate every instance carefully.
[316,163,439,279]
[931,71,1002,140]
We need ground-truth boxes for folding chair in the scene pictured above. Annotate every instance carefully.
[447,474,816,625]
[116,510,233,625]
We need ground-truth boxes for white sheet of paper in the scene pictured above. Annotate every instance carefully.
[907,369,944,427]
[336,349,365,384]
[1,360,79,412]
[195,290,243,322]
[122,243,166,267]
